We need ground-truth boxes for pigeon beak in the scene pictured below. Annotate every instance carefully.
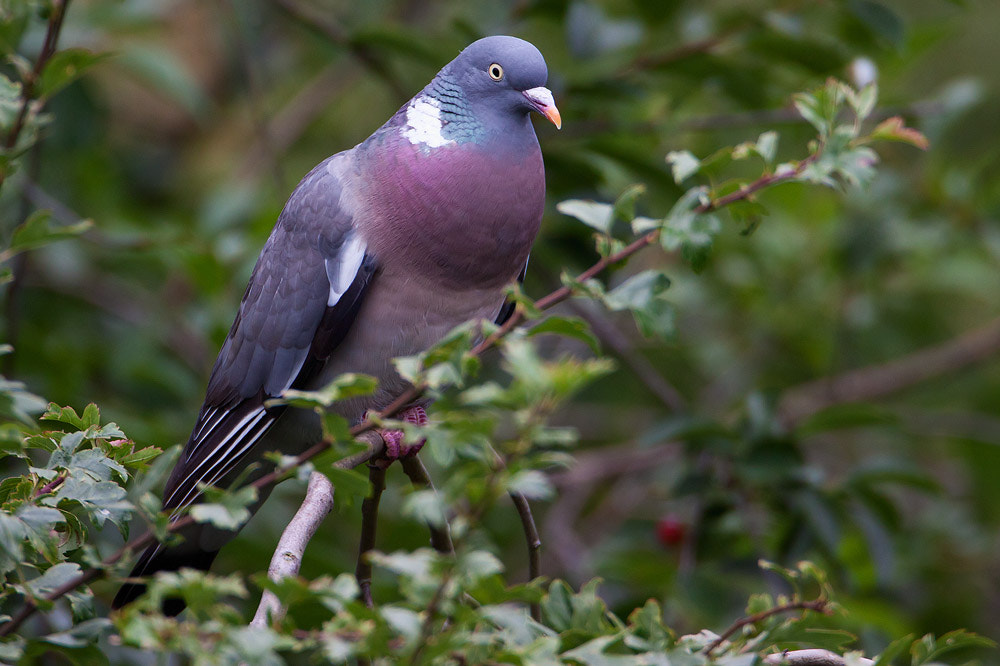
[522,86,562,129]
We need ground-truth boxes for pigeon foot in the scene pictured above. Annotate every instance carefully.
[368,405,427,469]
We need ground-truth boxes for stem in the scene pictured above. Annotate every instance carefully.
[508,491,541,621]
[355,463,386,608]
[400,457,454,555]
[703,598,831,656]
[0,0,70,190]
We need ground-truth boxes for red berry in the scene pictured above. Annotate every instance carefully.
[656,516,685,547]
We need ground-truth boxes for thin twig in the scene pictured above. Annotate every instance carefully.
[0,0,70,190]
[356,463,386,609]
[408,569,451,665]
[268,0,409,103]
[703,598,831,656]
[565,299,687,411]
[508,492,541,621]
[400,456,454,555]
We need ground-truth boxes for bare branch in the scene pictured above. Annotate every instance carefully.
[250,430,383,626]
[250,470,335,628]
[764,649,874,666]
[779,315,1000,427]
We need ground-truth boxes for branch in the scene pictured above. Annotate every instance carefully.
[400,457,454,555]
[253,430,384,626]
[703,598,831,656]
[355,462,386,608]
[268,0,409,103]
[764,650,874,666]
[508,491,541,621]
[778,315,1000,427]
[564,299,687,411]
[250,470,335,627]
[0,0,70,190]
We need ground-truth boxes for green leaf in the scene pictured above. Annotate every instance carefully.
[0,512,28,572]
[660,187,718,272]
[276,373,378,409]
[1,211,92,263]
[854,83,878,121]
[756,131,779,164]
[611,184,647,224]
[557,199,615,234]
[25,562,81,597]
[527,315,600,353]
[542,580,574,631]
[402,488,447,528]
[458,549,504,583]
[381,605,422,641]
[873,634,915,666]
[505,469,553,500]
[911,630,995,665]
[37,49,110,99]
[189,485,258,531]
[41,403,89,430]
[323,466,372,501]
[601,270,675,337]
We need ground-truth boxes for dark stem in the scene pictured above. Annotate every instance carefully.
[508,491,541,621]
[268,0,409,103]
[0,0,69,190]
[703,598,831,656]
[355,463,386,609]
[400,456,454,555]
[33,474,66,498]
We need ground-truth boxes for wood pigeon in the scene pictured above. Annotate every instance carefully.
[112,35,560,612]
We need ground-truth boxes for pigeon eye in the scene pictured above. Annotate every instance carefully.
[488,63,504,81]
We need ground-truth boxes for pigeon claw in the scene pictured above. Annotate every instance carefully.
[369,405,427,470]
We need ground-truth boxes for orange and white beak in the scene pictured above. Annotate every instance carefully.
[523,86,562,129]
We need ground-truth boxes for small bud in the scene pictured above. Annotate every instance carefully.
[848,57,877,89]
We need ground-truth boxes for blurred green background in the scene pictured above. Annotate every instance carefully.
[3,0,1000,659]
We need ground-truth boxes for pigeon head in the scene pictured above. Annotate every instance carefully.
[387,36,560,152]
[438,36,561,130]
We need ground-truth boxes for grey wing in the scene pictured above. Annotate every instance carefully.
[162,156,376,512]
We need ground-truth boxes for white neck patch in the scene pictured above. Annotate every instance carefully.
[402,96,456,149]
